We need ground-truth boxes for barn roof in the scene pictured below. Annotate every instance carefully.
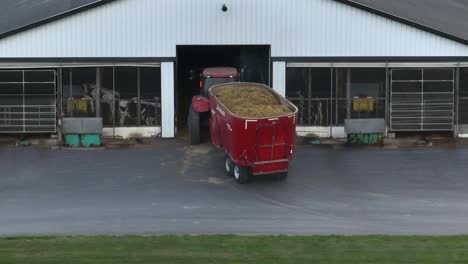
[0,0,112,39]
[343,0,468,44]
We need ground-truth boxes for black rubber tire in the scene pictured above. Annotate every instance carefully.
[276,171,289,181]
[224,155,234,177]
[188,105,200,145]
[234,164,249,184]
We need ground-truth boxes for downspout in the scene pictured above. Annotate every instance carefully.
[385,62,389,137]
[57,67,63,149]
[455,62,460,138]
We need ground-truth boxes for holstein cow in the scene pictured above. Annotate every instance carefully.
[83,83,160,126]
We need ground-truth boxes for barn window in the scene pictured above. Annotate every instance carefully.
[99,67,115,127]
[61,66,162,129]
[61,68,97,118]
[334,68,386,125]
[139,67,161,126]
[459,68,468,125]
[286,67,332,126]
[115,67,139,127]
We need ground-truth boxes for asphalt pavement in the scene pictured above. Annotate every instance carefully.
[1,140,468,236]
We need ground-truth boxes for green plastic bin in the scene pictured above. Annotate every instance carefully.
[65,134,80,147]
[80,134,101,147]
[347,133,384,145]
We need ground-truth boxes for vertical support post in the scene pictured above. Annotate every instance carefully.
[385,64,389,137]
[268,49,272,87]
[307,68,312,126]
[137,67,141,127]
[272,61,286,96]
[455,64,460,138]
[96,67,101,118]
[22,70,25,133]
[69,69,73,117]
[330,63,334,138]
[335,68,339,128]
[161,62,175,138]
[112,66,116,138]
[57,68,63,121]
[57,67,63,147]
[346,68,351,120]
[421,69,424,131]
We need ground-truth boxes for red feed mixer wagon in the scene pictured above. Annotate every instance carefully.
[188,67,298,184]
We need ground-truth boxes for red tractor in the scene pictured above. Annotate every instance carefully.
[188,67,239,145]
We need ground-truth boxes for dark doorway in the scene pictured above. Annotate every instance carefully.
[176,45,270,129]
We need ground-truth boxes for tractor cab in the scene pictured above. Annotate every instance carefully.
[199,67,239,97]
[188,67,239,145]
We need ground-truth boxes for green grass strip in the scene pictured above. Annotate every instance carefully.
[1,235,468,264]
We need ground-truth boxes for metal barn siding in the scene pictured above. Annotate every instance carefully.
[0,0,468,58]
[161,62,175,138]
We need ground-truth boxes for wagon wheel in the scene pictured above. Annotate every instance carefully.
[224,155,234,177]
[188,105,200,145]
[233,164,249,184]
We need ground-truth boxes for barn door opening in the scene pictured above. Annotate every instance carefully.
[0,69,57,133]
[176,45,271,131]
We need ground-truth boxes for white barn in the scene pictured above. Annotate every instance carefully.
[0,0,468,138]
